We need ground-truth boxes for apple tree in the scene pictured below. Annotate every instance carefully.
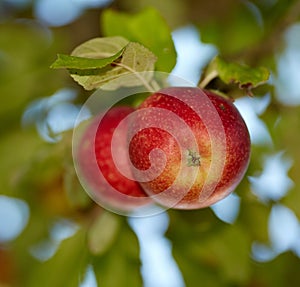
[1,1,300,286]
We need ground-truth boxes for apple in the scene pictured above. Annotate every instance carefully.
[75,106,152,213]
[128,87,250,209]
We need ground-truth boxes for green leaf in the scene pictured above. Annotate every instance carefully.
[100,42,157,90]
[87,211,121,255]
[25,228,88,287]
[216,57,270,88]
[266,105,300,218]
[50,36,128,72]
[206,225,251,284]
[50,36,128,76]
[168,215,251,287]
[166,209,224,286]
[198,1,263,55]
[0,22,66,131]
[50,34,157,90]
[238,195,270,243]
[252,252,300,287]
[71,36,129,58]
[102,7,176,72]
[199,56,270,94]
[0,129,44,196]
[92,219,142,287]
[64,162,92,209]
[50,50,124,70]
[70,42,157,90]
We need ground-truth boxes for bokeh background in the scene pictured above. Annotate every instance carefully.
[1,0,300,286]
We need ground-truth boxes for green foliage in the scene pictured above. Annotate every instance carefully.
[91,218,143,287]
[199,1,263,56]
[88,211,121,256]
[51,37,157,90]
[101,7,176,72]
[265,104,300,219]
[199,56,270,95]
[25,228,88,287]
[51,48,125,70]
[0,22,66,132]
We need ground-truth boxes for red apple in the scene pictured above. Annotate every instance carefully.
[128,87,250,209]
[75,106,152,213]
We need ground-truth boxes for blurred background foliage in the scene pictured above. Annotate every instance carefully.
[1,0,300,286]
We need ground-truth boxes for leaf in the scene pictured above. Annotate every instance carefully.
[87,211,121,255]
[70,42,157,90]
[0,129,44,196]
[198,1,263,55]
[216,57,270,88]
[166,209,225,287]
[71,36,129,58]
[0,22,66,131]
[168,215,252,286]
[50,50,124,70]
[64,162,92,209]
[199,56,270,94]
[102,7,176,72]
[267,105,300,218]
[101,42,157,90]
[251,252,300,287]
[50,36,129,72]
[92,220,142,287]
[206,225,251,284]
[50,36,128,90]
[25,229,88,287]
[50,35,157,90]
[238,195,270,243]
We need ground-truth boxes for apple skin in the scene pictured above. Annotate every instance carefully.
[128,87,250,209]
[76,106,152,212]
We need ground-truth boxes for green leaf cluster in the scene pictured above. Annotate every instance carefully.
[51,7,176,91]
[199,56,270,95]
[102,7,176,72]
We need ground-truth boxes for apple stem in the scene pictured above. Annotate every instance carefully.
[187,150,201,167]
